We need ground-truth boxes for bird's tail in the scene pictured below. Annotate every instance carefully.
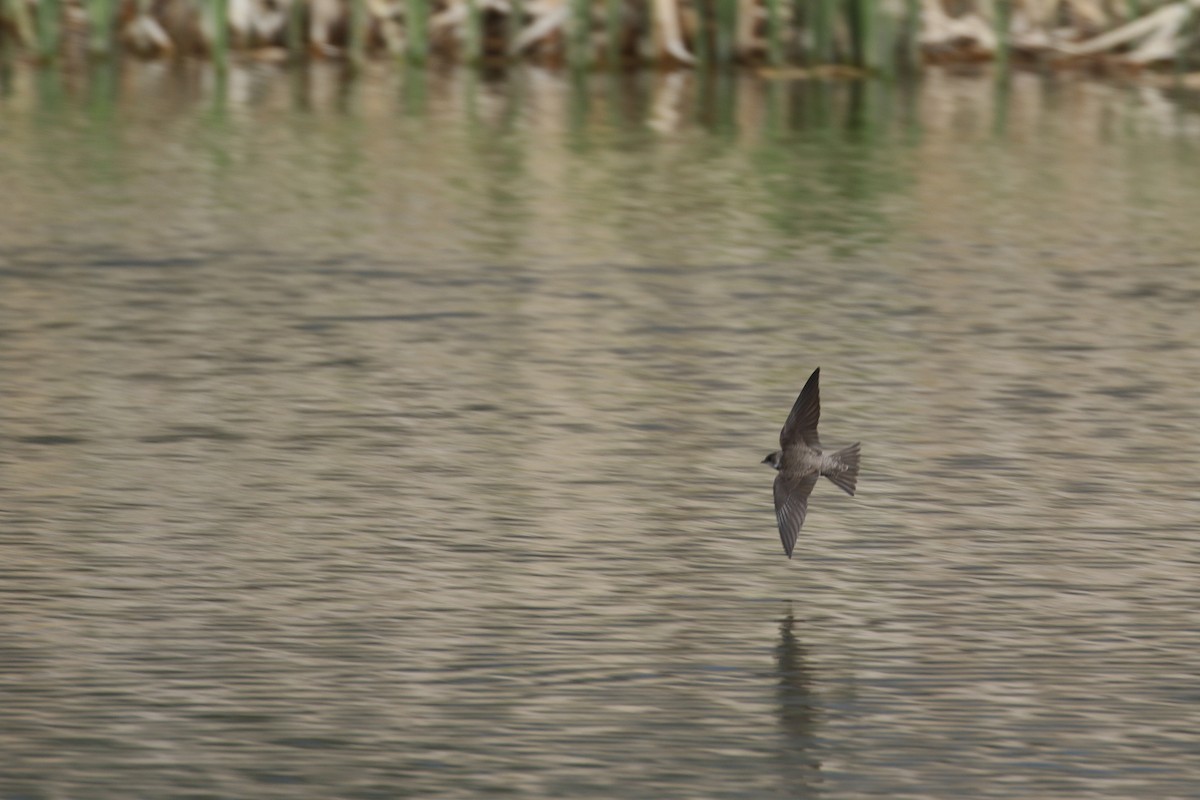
[824,443,860,496]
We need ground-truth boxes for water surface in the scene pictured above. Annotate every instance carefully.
[2,64,1200,798]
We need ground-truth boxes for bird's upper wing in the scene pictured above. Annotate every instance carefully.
[773,471,819,559]
[779,367,821,450]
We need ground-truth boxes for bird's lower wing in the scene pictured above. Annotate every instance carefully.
[773,472,819,559]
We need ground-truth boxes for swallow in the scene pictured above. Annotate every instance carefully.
[763,368,860,558]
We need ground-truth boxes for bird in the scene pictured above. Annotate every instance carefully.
[763,368,860,559]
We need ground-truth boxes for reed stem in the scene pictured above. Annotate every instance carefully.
[873,0,895,77]
[693,0,711,65]
[508,0,524,61]
[1175,1,1198,76]
[810,0,834,65]
[464,0,482,64]
[211,0,230,70]
[902,0,920,71]
[766,0,785,65]
[714,0,736,65]
[87,0,116,57]
[406,0,428,64]
[846,0,873,70]
[286,0,305,61]
[993,0,1011,73]
[605,0,622,66]
[568,0,591,69]
[37,0,61,61]
[349,0,368,66]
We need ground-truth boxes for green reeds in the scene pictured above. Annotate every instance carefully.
[464,0,482,65]
[901,0,920,71]
[692,0,711,65]
[846,0,873,70]
[787,0,804,64]
[509,0,525,59]
[348,0,368,66]
[0,0,1015,72]
[810,0,836,65]
[714,0,737,65]
[1174,0,1199,77]
[210,0,230,70]
[406,0,429,64]
[605,0,622,66]
[286,0,305,61]
[36,0,61,61]
[993,0,1012,73]
[86,0,118,56]
[15,0,1189,74]
[567,0,591,69]
[844,0,898,73]
[766,0,786,65]
[872,0,898,77]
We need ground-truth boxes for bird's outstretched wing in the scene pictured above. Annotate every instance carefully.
[779,367,821,451]
[773,471,819,559]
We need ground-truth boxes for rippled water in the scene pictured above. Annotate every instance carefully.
[2,64,1200,799]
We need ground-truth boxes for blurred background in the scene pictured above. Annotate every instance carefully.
[3,10,1200,798]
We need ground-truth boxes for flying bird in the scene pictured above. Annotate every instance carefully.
[763,368,860,558]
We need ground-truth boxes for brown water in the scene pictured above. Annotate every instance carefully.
[2,63,1200,799]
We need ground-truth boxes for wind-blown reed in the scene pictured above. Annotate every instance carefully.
[1,0,1198,68]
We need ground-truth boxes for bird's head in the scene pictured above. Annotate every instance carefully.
[762,451,782,470]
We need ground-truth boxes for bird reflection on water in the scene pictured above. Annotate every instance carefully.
[775,605,823,796]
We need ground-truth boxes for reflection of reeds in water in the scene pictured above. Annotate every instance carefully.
[1,0,1196,70]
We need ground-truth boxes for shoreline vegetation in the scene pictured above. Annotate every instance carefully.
[2,0,1200,73]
